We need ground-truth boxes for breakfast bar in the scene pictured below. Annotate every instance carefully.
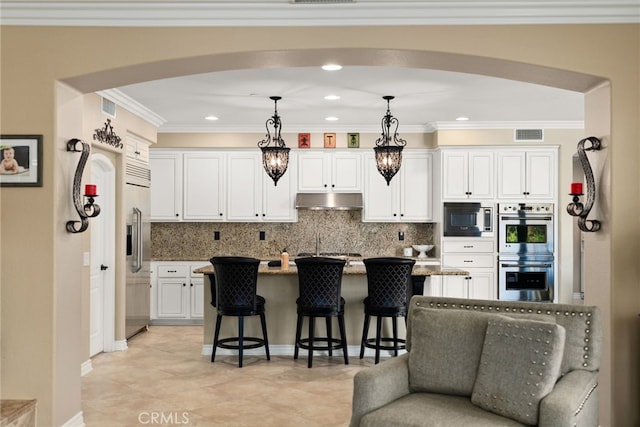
[194,261,467,356]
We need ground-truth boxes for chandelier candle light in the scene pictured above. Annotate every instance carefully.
[258,96,290,186]
[374,95,407,185]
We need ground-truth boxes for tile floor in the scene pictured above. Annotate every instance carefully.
[82,326,373,426]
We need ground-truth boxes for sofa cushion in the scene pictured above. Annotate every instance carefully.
[471,317,566,426]
[408,308,497,396]
[360,393,525,427]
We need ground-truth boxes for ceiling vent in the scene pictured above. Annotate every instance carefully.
[292,0,355,3]
[514,128,544,142]
[101,97,116,118]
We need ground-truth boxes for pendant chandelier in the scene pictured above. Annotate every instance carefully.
[373,95,407,185]
[258,96,290,186]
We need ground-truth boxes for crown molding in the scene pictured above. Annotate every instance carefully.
[431,120,584,130]
[2,1,638,27]
[97,89,167,128]
[156,123,432,134]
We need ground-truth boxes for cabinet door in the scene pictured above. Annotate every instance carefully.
[468,271,496,300]
[226,152,261,221]
[424,276,443,297]
[157,279,188,318]
[183,152,225,221]
[442,275,468,298]
[126,135,150,165]
[297,152,328,192]
[468,151,494,199]
[150,153,181,221]
[332,152,362,192]
[400,152,432,221]
[526,150,556,199]
[442,151,469,199]
[363,154,400,221]
[190,277,204,319]
[262,153,297,222]
[497,151,526,199]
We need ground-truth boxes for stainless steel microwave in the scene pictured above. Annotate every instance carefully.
[443,202,494,237]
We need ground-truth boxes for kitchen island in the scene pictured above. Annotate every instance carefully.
[193,261,467,358]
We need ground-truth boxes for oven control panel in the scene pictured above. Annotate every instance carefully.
[499,203,553,214]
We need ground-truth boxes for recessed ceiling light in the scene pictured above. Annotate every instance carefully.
[322,64,343,71]
[456,116,469,121]
[324,94,341,100]
[325,116,339,121]
[205,116,219,121]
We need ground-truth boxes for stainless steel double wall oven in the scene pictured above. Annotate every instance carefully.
[497,203,554,302]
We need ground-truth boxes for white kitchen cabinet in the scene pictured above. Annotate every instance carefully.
[226,151,297,222]
[125,134,151,165]
[442,149,494,200]
[152,262,206,322]
[441,272,495,300]
[150,151,225,221]
[297,151,361,192]
[150,152,182,221]
[441,237,497,301]
[183,152,226,221]
[363,151,433,222]
[497,149,556,200]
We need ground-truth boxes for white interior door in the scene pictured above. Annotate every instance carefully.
[90,154,116,356]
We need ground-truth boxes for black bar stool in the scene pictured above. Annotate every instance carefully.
[294,257,349,368]
[360,257,416,364]
[210,256,270,368]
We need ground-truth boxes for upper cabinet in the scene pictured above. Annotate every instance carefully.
[226,151,296,222]
[125,134,151,165]
[496,148,557,200]
[151,150,296,222]
[297,151,362,192]
[150,152,182,221]
[183,152,226,221]
[363,150,433,222]
[442,149,494,200]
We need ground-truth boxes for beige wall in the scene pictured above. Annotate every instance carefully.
[1,24,638,426]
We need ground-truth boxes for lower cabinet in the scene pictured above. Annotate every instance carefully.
[151,262,207,323]
[425,272,496,300]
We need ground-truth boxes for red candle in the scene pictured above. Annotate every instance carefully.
[570,182,583,195]
[85,184,97,196]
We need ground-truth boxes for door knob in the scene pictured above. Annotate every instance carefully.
[100,264,108,270]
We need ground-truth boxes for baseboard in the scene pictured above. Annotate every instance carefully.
[61,411,84,427]
[150,319,204,326]
[113,339,128,352]
[201,344,405,358]
[81,359,93,376]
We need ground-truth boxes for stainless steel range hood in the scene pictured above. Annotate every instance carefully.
[295,192,363,210]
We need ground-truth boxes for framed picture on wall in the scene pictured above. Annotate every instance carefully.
[324,133,336,148]
[0,135,43,187]
[347,133,360,148]
[298,133,311,148]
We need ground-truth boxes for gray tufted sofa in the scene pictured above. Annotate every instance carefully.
[350,296,602,427]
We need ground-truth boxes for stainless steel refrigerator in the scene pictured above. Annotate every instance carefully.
[125,164,151,339]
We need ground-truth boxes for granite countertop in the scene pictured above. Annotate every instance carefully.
[193,262,466,276]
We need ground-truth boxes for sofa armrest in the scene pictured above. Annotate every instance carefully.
[350,353,411,427]
[539,369,599,427]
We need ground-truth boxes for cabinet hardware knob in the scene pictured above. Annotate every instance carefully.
[332,184,335,188]
[255,213,259,217]
[183,283,186,287]
[262,213,266,216]
[175,213,179,217]
[100,264,108,271]
[400,213,404,217]
[190,283,193,287]
[393,213,397,216]
[219,213,223,216]
[324,184,327,187]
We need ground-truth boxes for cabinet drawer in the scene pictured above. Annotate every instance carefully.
[442,240,495,253]
[158,265,189,277]
[442,253,495,268]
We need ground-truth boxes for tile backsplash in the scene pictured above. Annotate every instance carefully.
[151,210,434,261]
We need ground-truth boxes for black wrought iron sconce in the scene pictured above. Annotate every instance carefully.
[567,136,601,232]
[66,139,100,233]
